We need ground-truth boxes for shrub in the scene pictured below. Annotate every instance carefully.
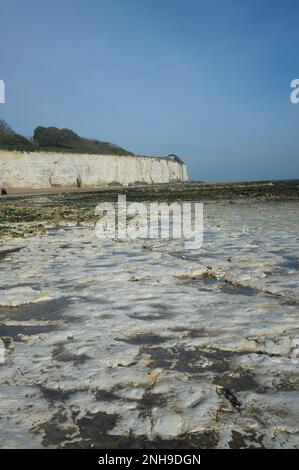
[33,126,134,155]
[0,120,35,151]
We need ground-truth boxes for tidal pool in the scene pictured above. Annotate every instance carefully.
[0,200,298,448]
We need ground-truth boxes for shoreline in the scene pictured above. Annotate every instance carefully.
[1,179,299,199]
[1,180,298,240]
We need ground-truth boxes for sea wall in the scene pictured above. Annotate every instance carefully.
[0,150,188,188]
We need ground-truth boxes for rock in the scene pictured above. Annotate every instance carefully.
[0,287,60,307]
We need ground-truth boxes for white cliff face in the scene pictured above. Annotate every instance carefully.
[0,150,188,188]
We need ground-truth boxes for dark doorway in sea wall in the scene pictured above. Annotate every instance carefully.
[76,176,82,188]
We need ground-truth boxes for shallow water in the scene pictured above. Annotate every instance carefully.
[0,200,298,448]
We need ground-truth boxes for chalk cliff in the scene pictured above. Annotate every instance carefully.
[0,150,188,188]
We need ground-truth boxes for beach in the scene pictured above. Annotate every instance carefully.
[0,185,298,448]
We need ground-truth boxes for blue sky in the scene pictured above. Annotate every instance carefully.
[0,0,298,181]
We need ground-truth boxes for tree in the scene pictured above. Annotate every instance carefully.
[0,120,35,151]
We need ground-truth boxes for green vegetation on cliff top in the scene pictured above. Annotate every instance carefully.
[0,120,134,155]
[0,120,35,152]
